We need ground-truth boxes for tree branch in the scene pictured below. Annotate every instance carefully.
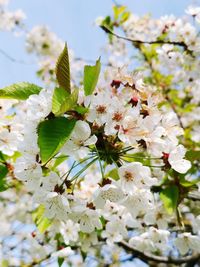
[119,241,200,265]
[0,48,34,65]
[165,94,184,129]
[100,26,189,50]
[25,254,51,267]
[0,48,112,67]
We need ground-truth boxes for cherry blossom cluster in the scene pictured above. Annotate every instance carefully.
[12,68,199,264]
[99,5,200,144]
[0,100,22,156]
[0,0,25,32]
[0,2,200,267]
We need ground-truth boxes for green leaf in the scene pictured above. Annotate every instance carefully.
[58,257,65,267]
[112,6,130,23]
[120,11,130,23]
[0,152,6,163]
[74,105,89,115]
[0,164,8,180]
[1,260,9,267]
[51,155,69,171]
[113,6,126,20]
[83,58,101,96]
[52,87,68,115]
[107,168,119,180]
[0,82,42,100]
[10,151,21,162]
[61,88,78,111]
[52,87,78,116]
[56,43,71,93]
[37,217,52,233]
[179,177,200,187]
[38,117,76,164]
[186,150,200,161]
[0,164,8,192]
[183,103,196,113]
[160,185,179,214]
[32,205,52,233]
[101,16,112,30]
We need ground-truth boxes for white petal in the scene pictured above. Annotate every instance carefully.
[170,159,191,174]
[169,145,186,161]
[80,217,94,233]
[52,247,74,257]
[84,135,97,146]
[46,192,58,199]
[72,120,91,141]
[174,238,189,255]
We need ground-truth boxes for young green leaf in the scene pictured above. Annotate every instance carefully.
[113,6,126,20]
[51,155,69,171]
[0,164,8,192]
[58,88,78,114]
[37,117,76,164]
[52,87,68,115]
[55,43,71,93]
[58,258,64,267]
[52,87,78,116]
[1,260,9,267]
[0,82,42,100]
[113,5,130,24]
[100,16,113,34]
[73,105,89,115]
[179,176,200,187]
[0,152,6,163]
[107,168,119,180]
[185,150,200,161]
[84,57,101,96]
[160,185,179,214]
[0,164,8,179]
[32,205,52,233]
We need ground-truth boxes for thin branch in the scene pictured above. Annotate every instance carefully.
[100,26,188,50]
[119,241,200,265]
[0,48,111,67]
[0,48,35,65]
[165,94,184,129]
[25,254,51,267]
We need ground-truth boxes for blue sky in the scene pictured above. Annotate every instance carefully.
[0,0,196,87]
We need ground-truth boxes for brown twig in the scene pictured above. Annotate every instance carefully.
[100,26,189,50]
[25,254,51,267]
[119,241,200,265]
[165,94,184,129]
[0,48,35,65]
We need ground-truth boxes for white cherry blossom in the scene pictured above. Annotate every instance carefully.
[118,162,157,193]
[168,145,191,173]
[61,120,97,158]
